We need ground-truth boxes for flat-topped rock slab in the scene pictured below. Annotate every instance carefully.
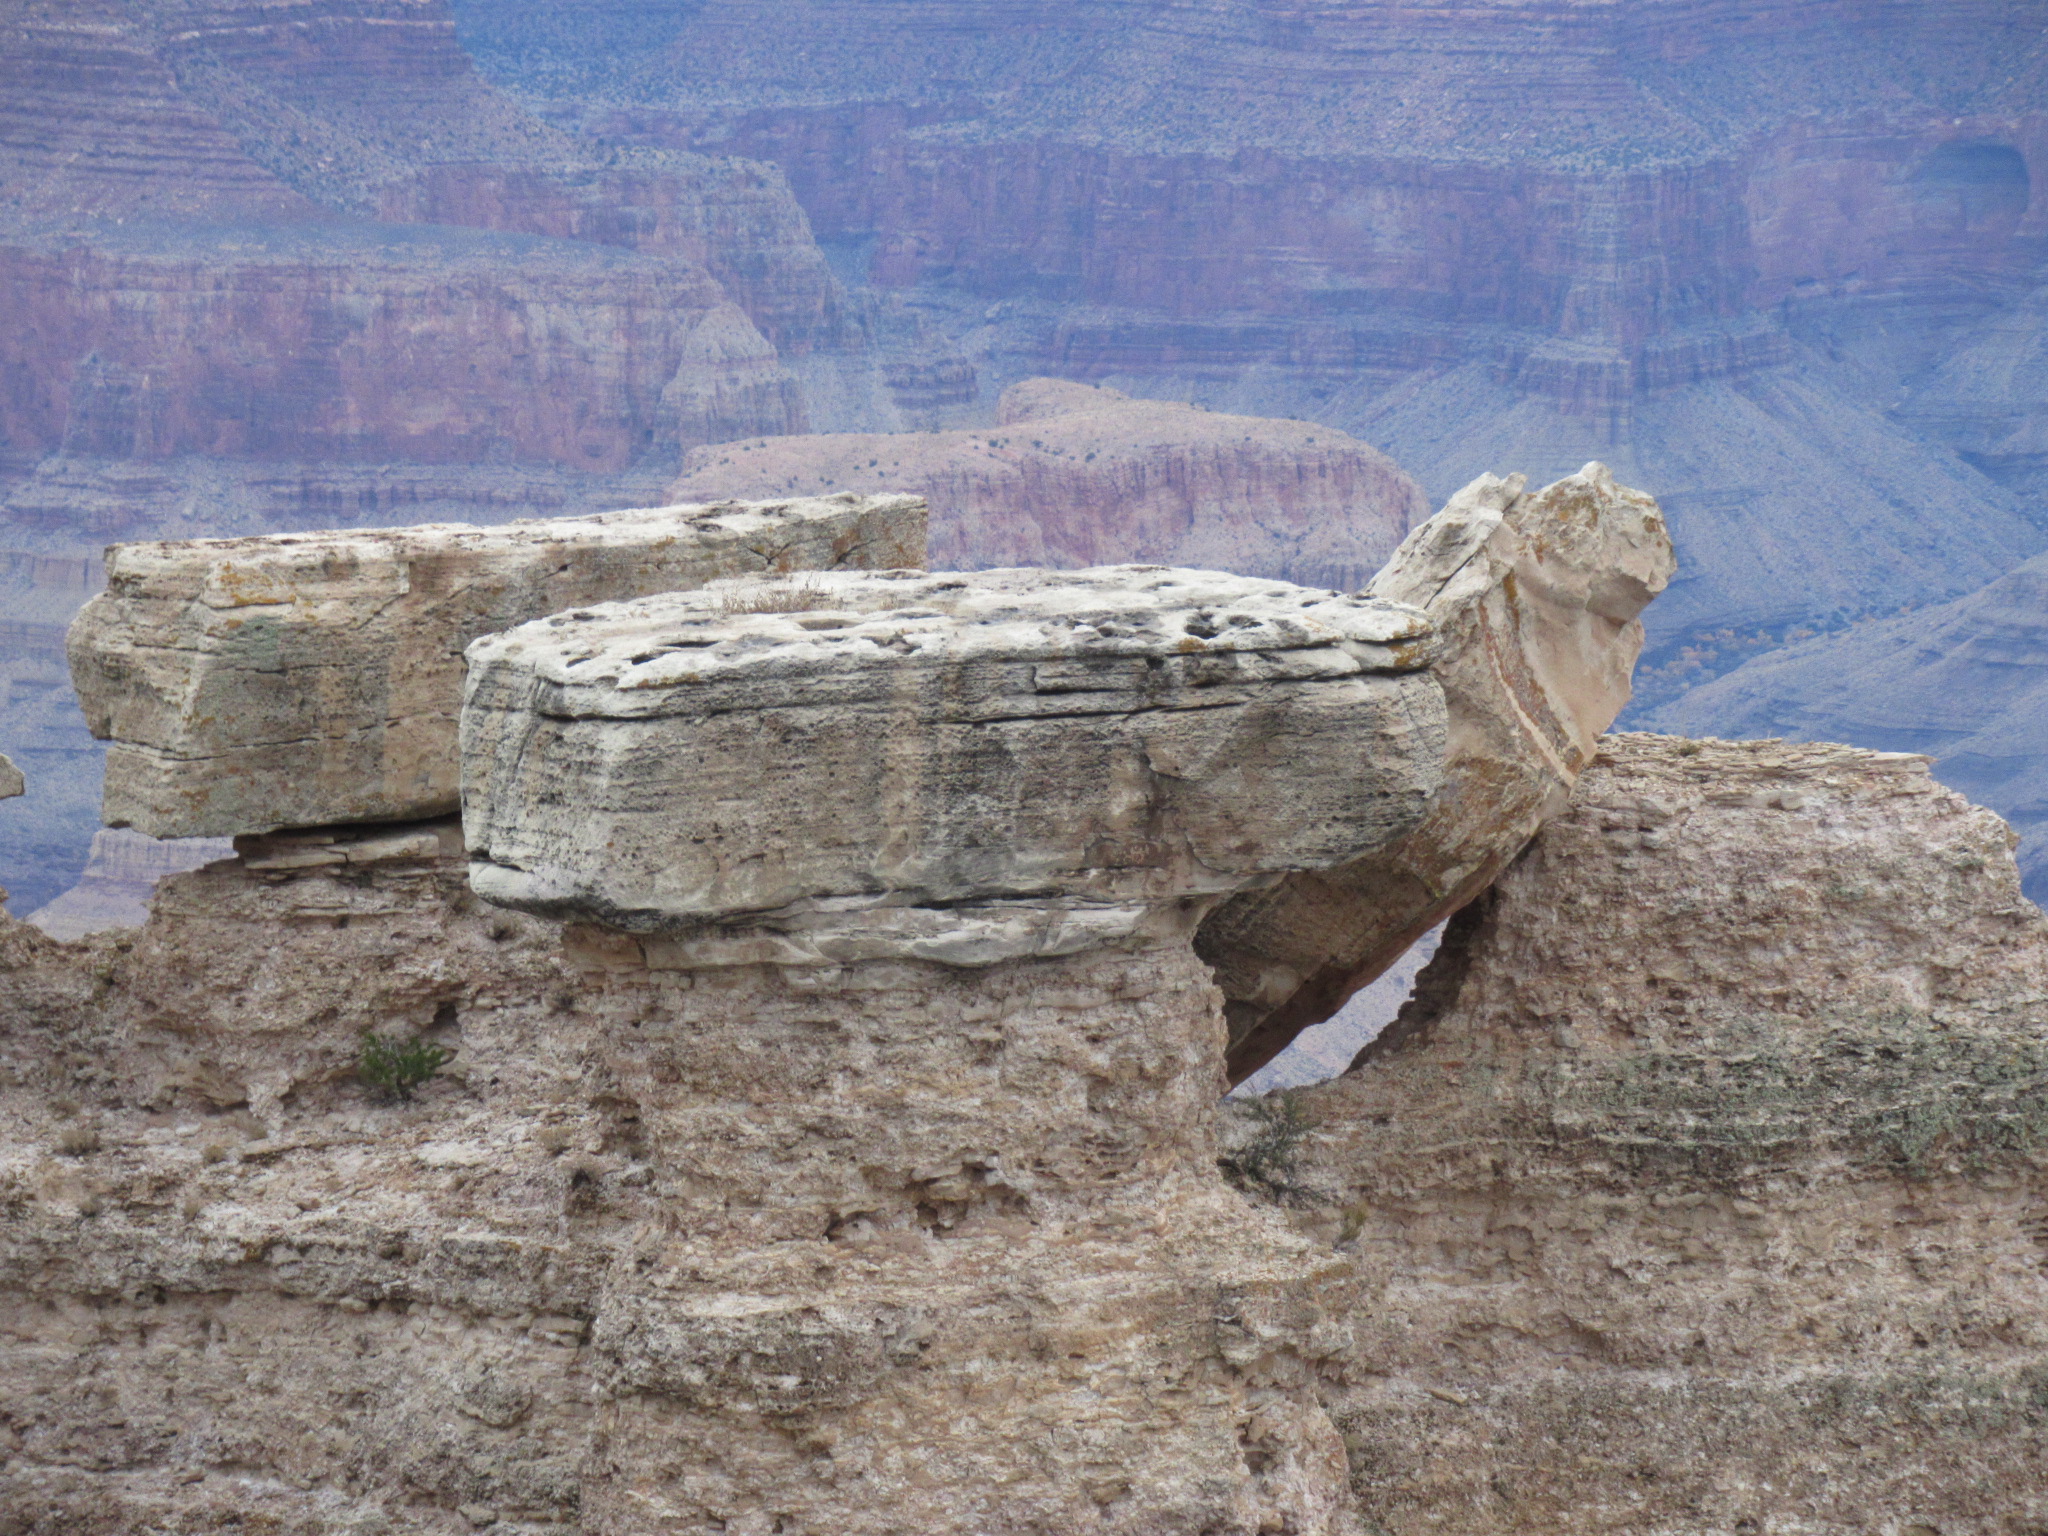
[461,566,1447,964]
[68,494,926,839]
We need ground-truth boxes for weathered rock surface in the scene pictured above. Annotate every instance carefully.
[0,776,1362,1529]
[463,565,1445,963]
[671,378,1430,590]
[1651,550,2048,900]
[1265,732,2048,1532]
[0,754,21,801]
[69,493,926,839]
[1199,463,1675,1081]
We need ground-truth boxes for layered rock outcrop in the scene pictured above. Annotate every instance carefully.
[6,463,2044,1530]
[670,378,1430,590]
[1277,732,2048,1531]
[68,493,925,838]
[4,547,1462,1532]
[464,565,1442,959]
[1199,462,1675,1081]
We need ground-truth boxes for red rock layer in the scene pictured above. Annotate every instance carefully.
[0,3,318,221]
[0,230,738,473]
[671,378,1427,589]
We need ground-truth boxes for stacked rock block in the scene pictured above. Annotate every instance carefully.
[2,468,1677,1530]
[456,566,1448,1529]
[67,493,927,838]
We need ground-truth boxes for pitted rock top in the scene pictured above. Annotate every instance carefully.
[462,566,1447,965]
[477,566,1434,710]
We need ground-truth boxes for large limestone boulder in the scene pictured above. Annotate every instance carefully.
[1197,462,1675,1081]
[67,494,926,839]
[462,565,1448,964]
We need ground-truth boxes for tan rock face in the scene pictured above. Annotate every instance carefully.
[462,565,1446,963]
[1274,733,2048,1533]
[67,493,926,839]
[1198,462,1676,1082]
[0,817,1360,1533]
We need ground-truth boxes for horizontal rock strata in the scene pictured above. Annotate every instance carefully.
[1270,733,2048,1532]
[670,377,1431,590]
[461,565,1446,962]
[67,493,926,839]
[1198,462,1675,1081]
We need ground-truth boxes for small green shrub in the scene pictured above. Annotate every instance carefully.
[1220,1089,1318,1203]
[358,1031,454,1103]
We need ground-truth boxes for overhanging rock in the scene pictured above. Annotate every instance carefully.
[461,566,1448,965]
[1198,462,1676,1082]
[67,494,926,839]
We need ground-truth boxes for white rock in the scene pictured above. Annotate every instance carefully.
[1198,462,1677,1080]
[462,566,1447,963]
[67,494,927,839]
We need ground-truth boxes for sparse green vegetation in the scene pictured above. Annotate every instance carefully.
[1220,1090,1318,1203]
[358,1031,454,1103]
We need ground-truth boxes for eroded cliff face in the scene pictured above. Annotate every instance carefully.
[0,837,1358,1533]
[670,379,1430,590]
[475,0,2048,659]
[5,538,1478,1531]
[3,445,2045,1534]
[1275,733,2048,1532]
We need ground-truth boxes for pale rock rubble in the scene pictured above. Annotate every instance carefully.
[461,565,1445,964]
[1276,733,2048,1533]
[66,493,926,839]
[1199,462,1675,1081]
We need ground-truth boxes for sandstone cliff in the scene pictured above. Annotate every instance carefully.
[670,379,1430,590]
[1274,733,2048,1531]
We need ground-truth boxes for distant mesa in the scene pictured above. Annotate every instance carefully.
[671,379,1431,591]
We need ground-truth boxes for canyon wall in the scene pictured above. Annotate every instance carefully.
[670,379,1430,590]
[1278,732,2048,1532]
[471,0,2048,658]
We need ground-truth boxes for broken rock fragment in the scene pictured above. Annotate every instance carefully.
[67,494,926,839]
[1198,462,1676,1082]
[462,565,1448,964]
